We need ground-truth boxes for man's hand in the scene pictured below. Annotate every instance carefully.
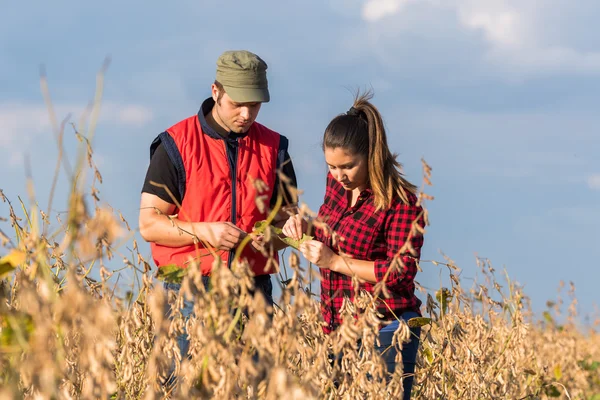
[201,222,247,251]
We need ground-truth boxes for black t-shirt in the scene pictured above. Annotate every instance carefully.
[141,142,181,203]
[142,141,298,207]
[141,101,298,210]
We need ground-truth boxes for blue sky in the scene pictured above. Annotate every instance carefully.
[1,0,599,320]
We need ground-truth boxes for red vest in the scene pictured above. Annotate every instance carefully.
[150,115,280,276]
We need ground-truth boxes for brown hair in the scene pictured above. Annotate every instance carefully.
[213,80,225,104]
[322,90,417,210]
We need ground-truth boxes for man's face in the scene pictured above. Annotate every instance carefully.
[211,84,262,134]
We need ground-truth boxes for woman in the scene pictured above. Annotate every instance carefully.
[282,91,424,399]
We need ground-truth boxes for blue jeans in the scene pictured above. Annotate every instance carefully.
[376,311,421,400]
[163,274,274,359]
[328,312,421,398]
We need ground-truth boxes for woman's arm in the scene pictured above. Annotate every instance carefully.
[331,256,376,283]
[300,201,425,289]
[372,202,425,293]
[299,240,377,282]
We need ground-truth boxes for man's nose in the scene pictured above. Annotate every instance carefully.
[240,107,250,120]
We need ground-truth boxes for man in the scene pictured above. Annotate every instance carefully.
[139,50,298,356]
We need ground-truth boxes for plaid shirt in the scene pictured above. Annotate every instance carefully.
[315,173,424,334]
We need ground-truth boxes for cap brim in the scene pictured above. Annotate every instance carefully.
[223,86,270,103]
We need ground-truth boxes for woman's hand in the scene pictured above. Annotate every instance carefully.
[281,214,308,241]
[299,240,340,270]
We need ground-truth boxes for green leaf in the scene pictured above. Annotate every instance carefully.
[407,317,432,328]
[0,312,34,348]
[254,220,280,234]
[0,249,26,279]
[435,288,452,314]
[253,220,313,250]
[0,262,16,279]
[553,364,562,380]
[545,385,561,397]
[280,235,314,250]
[543,311,554,325]
[156,264,187,284]
[578,359,600,371]
[422,346,434,365]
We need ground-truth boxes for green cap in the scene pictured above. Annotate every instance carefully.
[215,50,270,103]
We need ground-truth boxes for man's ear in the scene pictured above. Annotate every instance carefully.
[210,84,218,102]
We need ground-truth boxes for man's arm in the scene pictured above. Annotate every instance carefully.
[139,193,247,250]
[139,141,247,250]
[139,193,200,247]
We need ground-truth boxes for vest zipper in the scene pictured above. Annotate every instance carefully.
[226,137,240,268]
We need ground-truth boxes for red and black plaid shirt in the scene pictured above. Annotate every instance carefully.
[315,173,424,334]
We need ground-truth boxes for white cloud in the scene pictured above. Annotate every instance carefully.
[362,0,411,22]
[0,101,153,144]
[106,104,153,126]
[360,0,600,75]
[360,0,533,48]
[456,3,526,48]
[0,101,153,167]
[588,174,600,190]
[0,104,47,147]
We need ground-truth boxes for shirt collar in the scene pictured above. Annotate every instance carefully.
[197,97,249,142]
[359,187,373,199]
[329,173,373,205]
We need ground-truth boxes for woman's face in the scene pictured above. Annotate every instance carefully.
[324,147,369,192]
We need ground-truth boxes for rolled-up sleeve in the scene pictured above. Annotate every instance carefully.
[373,202,424,293]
